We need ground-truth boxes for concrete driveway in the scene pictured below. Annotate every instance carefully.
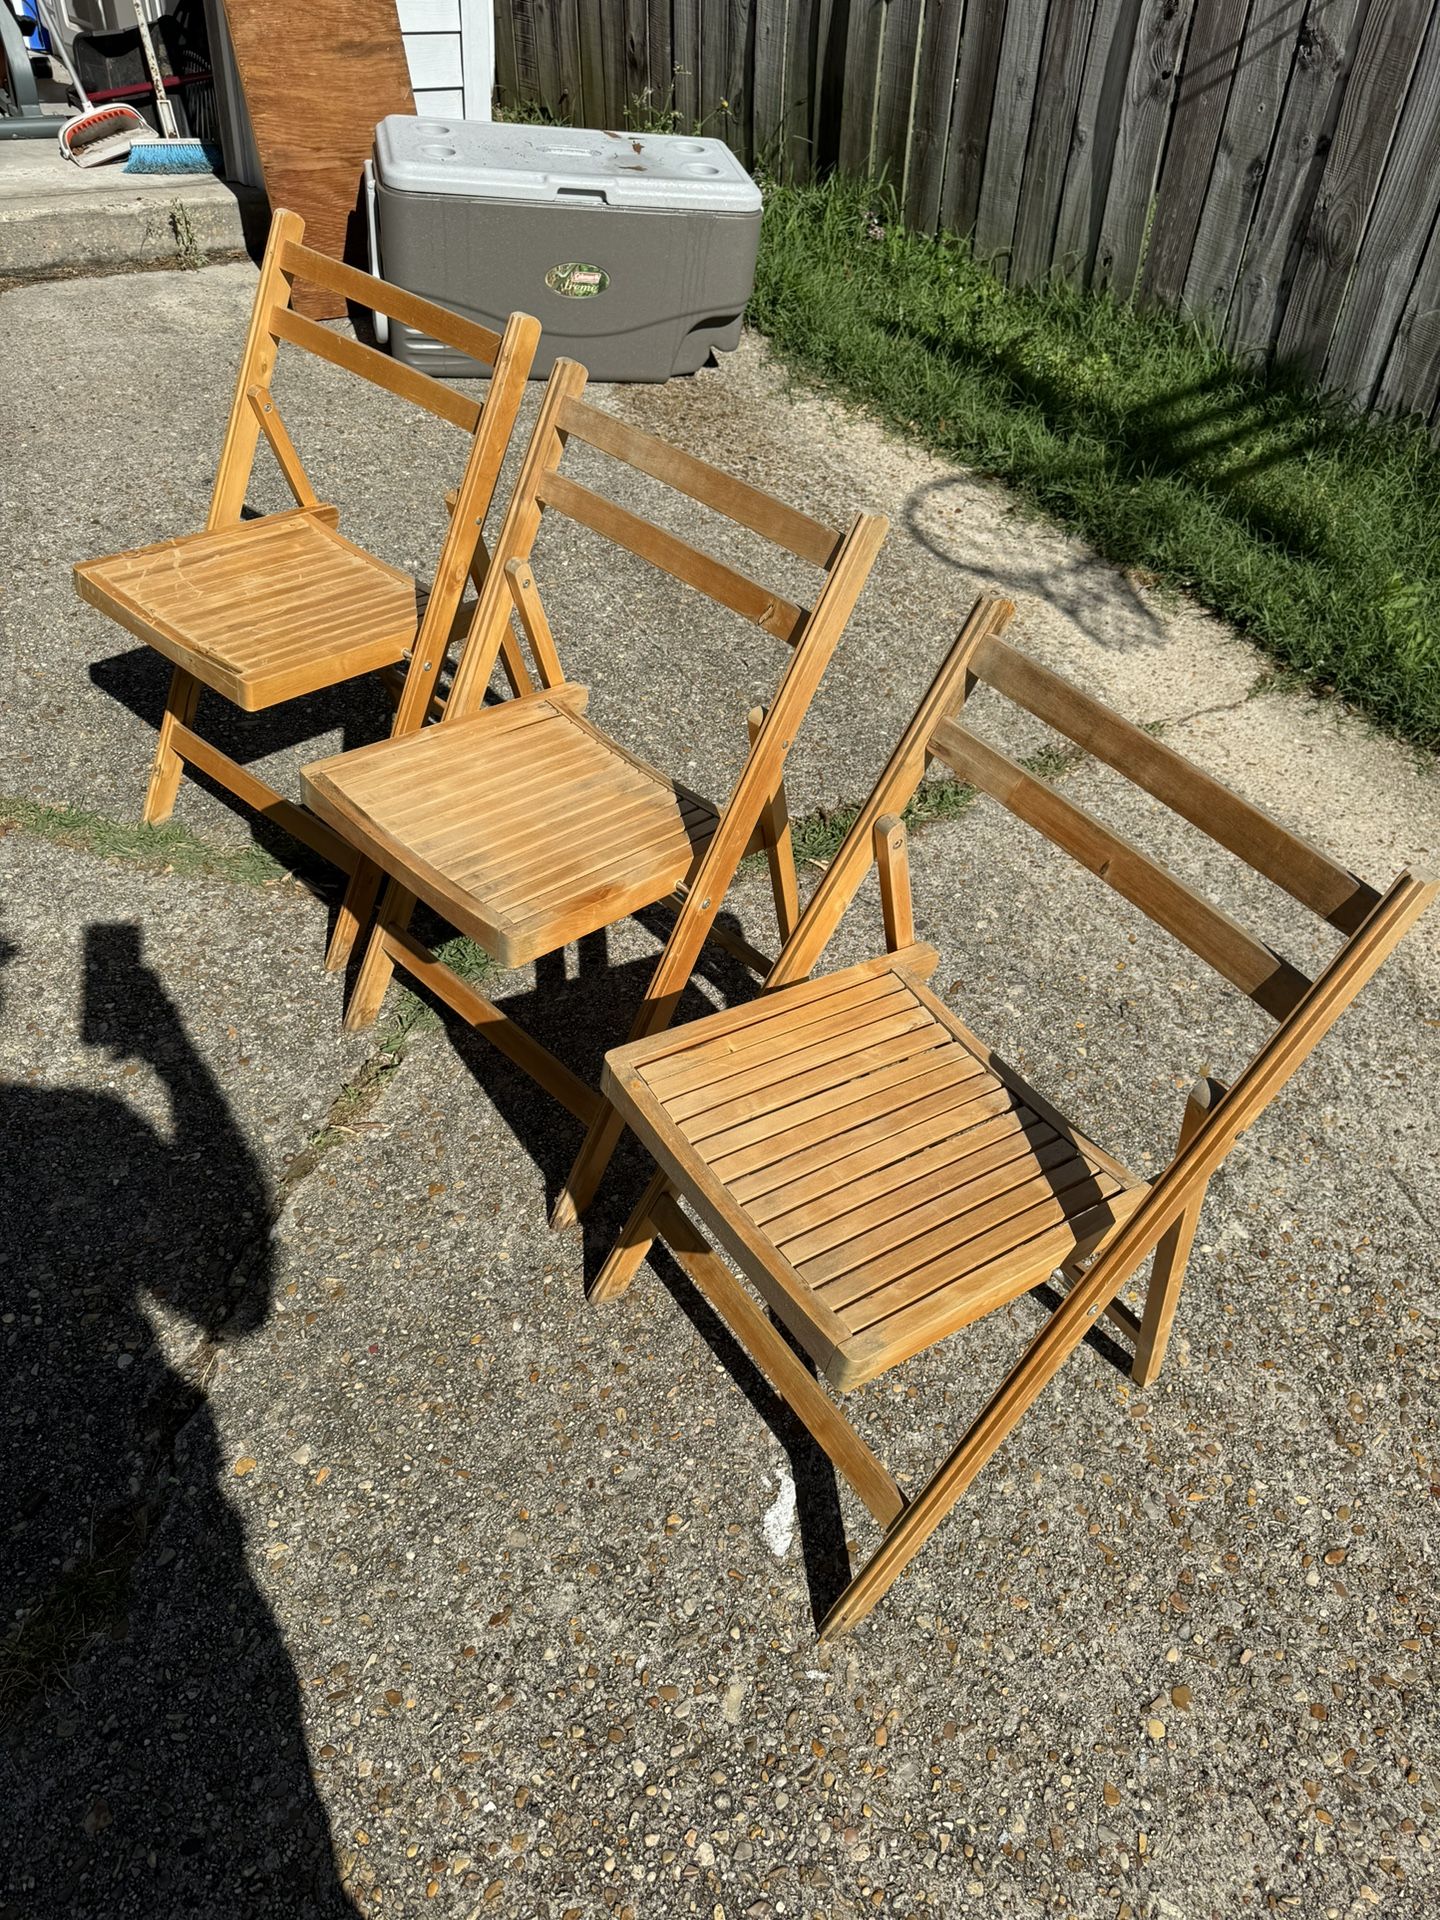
[2,257,1438,1920]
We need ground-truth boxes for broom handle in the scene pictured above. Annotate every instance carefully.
[132,4,180,141]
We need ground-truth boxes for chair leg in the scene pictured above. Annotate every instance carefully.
[818,1446,980,1641]
[551,1101,626,1230]
[873,814,915,951]
[345,882,412,1032]
[820,1221,1161,1638]
[590,1168,668,1301]
[497,625,533,698]
[325,857,382,974]
[1131,1078,1222,1386]
[143,667,202,824]
[748,706,800,943]
[650,1193,905,1530]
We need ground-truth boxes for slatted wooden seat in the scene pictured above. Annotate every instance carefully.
[74,206,539,970]
[306,686,719,967]
[611,955,1148,1388]
[595,608,1436,1638]
[77,508,417,711]
[303,358,887,1219]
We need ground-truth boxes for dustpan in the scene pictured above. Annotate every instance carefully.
[58,101,158,167]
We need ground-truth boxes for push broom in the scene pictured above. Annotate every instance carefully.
[122,3,218,175]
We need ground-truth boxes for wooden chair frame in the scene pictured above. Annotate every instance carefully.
[74,208,541,971]
[595,603,1436,1636]
[302,359,888,1224]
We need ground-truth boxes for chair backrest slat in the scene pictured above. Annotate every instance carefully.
[556,397,844,567]
[622,511,891,1047]
[278,239,505,369]
[932,719,1313,1019]
[269,306,483,433]
[443,360,854,709]
[768,594,1018,988]
[765,613,1427,1083]
[971,635,1380,933]
[205,210,540,742]
[536,469,807,643]
[446,359,586,714]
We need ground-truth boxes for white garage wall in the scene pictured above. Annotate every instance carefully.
[397,0,491,121]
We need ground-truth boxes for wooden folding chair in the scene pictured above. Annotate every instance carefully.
[74,207,541,971]
[299,357,887,1220]
[594,602,1436,1637]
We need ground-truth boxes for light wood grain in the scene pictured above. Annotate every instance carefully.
[77,509,416,710]
[220,0,415,318]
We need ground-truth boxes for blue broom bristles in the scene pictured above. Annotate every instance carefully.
[123,141,222,176]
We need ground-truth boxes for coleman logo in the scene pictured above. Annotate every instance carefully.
[545,262,609,299]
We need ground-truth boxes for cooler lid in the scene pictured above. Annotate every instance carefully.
[373,117,761,214]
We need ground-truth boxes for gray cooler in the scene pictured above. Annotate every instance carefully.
[370,117,762,382]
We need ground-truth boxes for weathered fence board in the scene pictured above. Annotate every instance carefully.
[779,0,818,181]
[1051,0,1143,281]
[873,0,926,194]
[1091,0,1195,296]
[508,0,537,98]
[492,0,1440,425]
[623,0,648,114]
[671,0,699,124]
[753,0,789,161]
[905,0,969,230]
[1376,198,1440,420]
[1324,11,1440,404]
[1011,0,1101,288]
[1222,0,1367,358]
[1180,0,1307,324]
[1276,0,1429,373]
[493,0,519,106]
[973,0,1051,262]
[839,0,885,177]
[646,0,671,114]
[940,0,1008,236]
[698,0,727,123]
[1139,0,1250,308]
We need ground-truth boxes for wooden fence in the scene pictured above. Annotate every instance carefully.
[492,1,1440,427]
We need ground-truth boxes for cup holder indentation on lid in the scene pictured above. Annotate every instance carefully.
[421,144,458,159]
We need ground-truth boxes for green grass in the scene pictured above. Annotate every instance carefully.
[0,794,286,886]
[752,178,1440,754]
[786,772,978,869]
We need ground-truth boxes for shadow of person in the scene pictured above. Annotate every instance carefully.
[0,925,353,1917]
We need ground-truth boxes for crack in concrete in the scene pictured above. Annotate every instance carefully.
[1156,694,1262,732]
